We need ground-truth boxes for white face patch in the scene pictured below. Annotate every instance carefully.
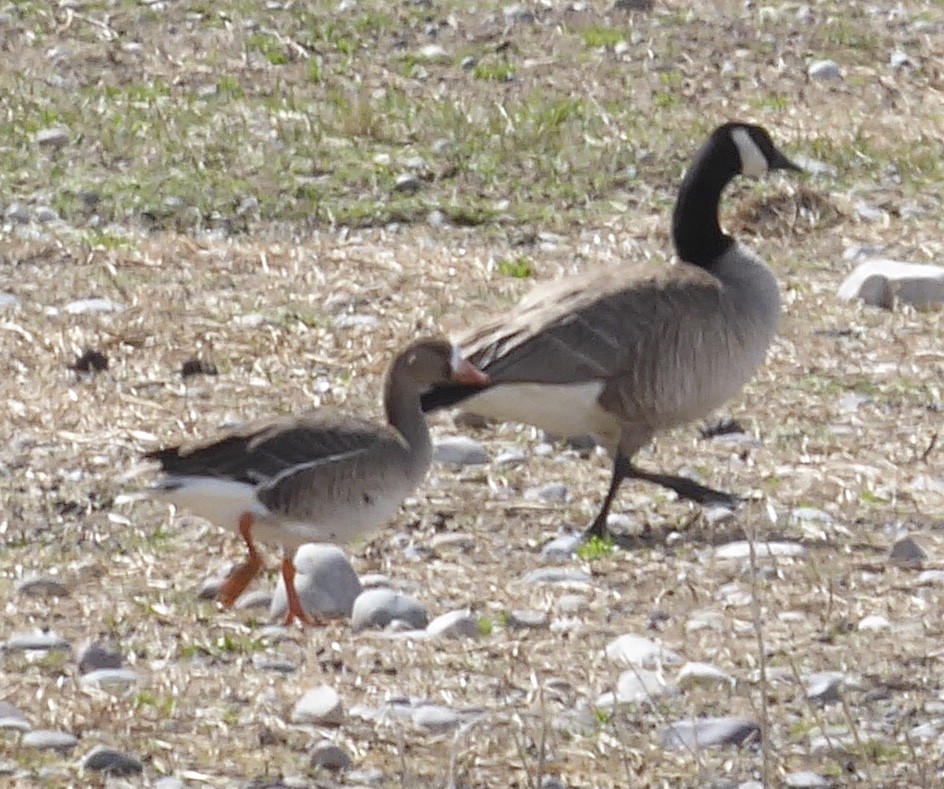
[731,127,769,178]
[450,344,462,373]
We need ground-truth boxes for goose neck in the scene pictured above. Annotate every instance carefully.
[671,150,737,267]
[383,377,432,469]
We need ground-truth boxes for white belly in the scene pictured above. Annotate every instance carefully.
[461,381,619,443]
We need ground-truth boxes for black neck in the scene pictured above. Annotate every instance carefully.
[671,136,738,267]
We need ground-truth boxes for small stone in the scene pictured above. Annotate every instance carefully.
[808,59,841,80]
[34,206,59,223]
[427,209,447,227]
[494,448,528,467]
[15,574,69,597]
[792,155,837,178]
[0,702,30,732]
[889,535,927,564]
[612,0,653,9]
[253,657,297,673]
[504,4,535,24]
[804,672,845,705]
[393,173,422,193]
[292,685,344,726]
[430,532,475,551]
[460,55,477,70]
[713,540,807,560]
[784,771,830,788]
[557,594,588,614]
[358,573,391,589]
[918,570,944,585]
[433,436,488,465]
[181,358,218,377]
[838,260,944,309]
[426,609,480,638]
[676,661,736,690]
[351,588,429,632]
[854,201,884,223]
[858,614,890,632]
[416,43,449,63]
[81,746,143,775]
[606,513,643,535]
[520,568,592,586]
[79,668,138,690]
[35,126,70,148]
[662,717,760,749]
[333,312,378,329]
[6,202,30,223]
[508,610,549,629]
[64,297,122,315]
[541,532,583,559]
[235,589,273,610]
[0,292,20,311]
[154,779,186,789]
[70,349,108,374]
[2,630,70,652]
[412,704,460,732]
[889,50,912,70]
[310,740,351,771]
[524,482,568,504]
[270,544,361,621]
[22,730,78,752]
[790,506,834,525]
[606,634,682,668]
[603,668,677,707]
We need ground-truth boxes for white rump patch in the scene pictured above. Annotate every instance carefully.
[149,477,268,533]
[461,381,616,442]
[731,127,768,178]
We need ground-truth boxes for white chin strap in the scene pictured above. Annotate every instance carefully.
[731,127,769,178]
[450,344,463,373]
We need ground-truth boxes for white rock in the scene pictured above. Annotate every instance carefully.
[64,297,123,315]
[351,588,429,631]
[416,44,450,63]
[0,292,20,310]
[599,668,677,708]
[0,702,30,731]
[713,540,807,560]
[508,610,549,629]
[857,614,890,632]
[524,482,568,503]
[606,634,681,668]
[433,436,488,465]
[270,544,361,621]
[838,259,944,309]
[808,59,841,80]
[426,609,479,638]
[35,126,70,148]
[22,729,78,751]
[676,661,735,690]
[412,704,461,732]
[292,685,344,726]
[542,532,583,559]
[79,668,138,690]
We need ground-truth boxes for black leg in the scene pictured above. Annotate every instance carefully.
[628,465,742,508]
[583,452,632,540]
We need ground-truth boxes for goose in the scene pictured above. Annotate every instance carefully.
[145,337,489,625]
[421,122,801,540]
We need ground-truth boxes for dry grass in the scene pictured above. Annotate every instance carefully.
[2,1,944,787]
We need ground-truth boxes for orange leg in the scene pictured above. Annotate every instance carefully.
[217,513,263,608]
[281,556,321,627]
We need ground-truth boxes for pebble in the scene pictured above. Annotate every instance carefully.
[790,506,834,525]
[81,746,143,775]
[541,531,583,560]
[333,313,378,329]
[0,702,30,731]
[524,482,568,504]
[15,574,69,597]
[310,740,351,771]
[676,661,736,690]
[430,532,475,552]
[358,573,391,589]
[433,436,488,465]
[804,671,845,705]
[601,668,677,708]
[918,570,944,585]
[494,448,528,467]
[2,630,70,652]
[557,594,588,614]
[858,614,890,631]
[504,4,535,24]
[393,173,422,193]
[351,588,429,632]
[415,44,449,63]
[35,206,60,223]
[889,535,927,564]
[808,59,841,80]
[713,540,807,560]
[426,209,447,227]
[508,610,549,629]
[792,154,837,178]
[35,125,70,148]
[606,634,682,668]
[291,685,344,726]
[426,609,480,638]
[235,589,273,610]
[889,50,912,70]
[606,512,643,536]
[854,201,884,223]
[412,704,461,732]
[0,292,20,310]
[153,779,186,789]
[22,729,78,752]
[838,260,944,309]
[662,717,760,749]
[270,544,361,621]
[784,771,830,788]
[6,202,30,223]
[79,668,139,690]
[253,656,297,673]
[64,297,122,315]
[520,568,592,586]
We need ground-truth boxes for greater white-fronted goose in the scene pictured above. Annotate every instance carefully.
[146,337,489,624]
[421,122,802,540]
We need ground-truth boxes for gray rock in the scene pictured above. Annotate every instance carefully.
[310,740,351,771]
[34,206,60,223]
[78,642,123,673]
[333,312,378,329]
[889,50,912,70]
[426,209,447,227]
[540,778,566,789]
[393,173,422,194]
[64,297,122,315]
[713,540,807,560]
[804,671,846,704]
[2,630,70,652]
[6,202,31,223]
[676,661,735,690]
[606,634,682,668]
[426,609,480,638]
[351,588,429,631]
[433,436,488,465]
[792,155,837,178]
[358,572,391,589]
[153,779,186,789]
[494,448,528,467]
[557,594,588,614]
[15,574,69,597]
[504,4,535,24]
[889,535,927,564]
[541,532,582,559]
[662,717,760,749]
[35,126,70,148]
[785,771,830,788]
[0,292,21,310]
[520,568,592,586]
[508,610,549,629]
[808,59,841,80]
[838,259,944,309]
[524,482,568,504]
[412,704,460,732]
[79,668,138,690]
[291,685,344,726]
[0,702,30,731]
[253,656,297,673]
[430,532,475,551]
[601,668,678,708]
[612,0,653,9]
[22,729,78,752]
[81,746,143,774]
[235,589,273,610]
[270,544,361,621]
[460,55,477,71]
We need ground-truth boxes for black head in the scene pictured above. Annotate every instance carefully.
[713,122,802,178]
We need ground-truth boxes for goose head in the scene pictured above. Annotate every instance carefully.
[722,122,802,178]
[391,337,490,393]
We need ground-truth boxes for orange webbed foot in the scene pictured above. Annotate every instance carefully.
[281,556,325,627]
[217,513,264,609]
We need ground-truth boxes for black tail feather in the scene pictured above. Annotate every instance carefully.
[421,384,485,414]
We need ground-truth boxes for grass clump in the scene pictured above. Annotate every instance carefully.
[576,535,616,561]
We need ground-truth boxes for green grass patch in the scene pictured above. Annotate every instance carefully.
[581,26,624,49]
[497,256,533,279]
[576,535,616,561]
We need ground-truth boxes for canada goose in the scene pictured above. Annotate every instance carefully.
[145,337,489,625]
[421,122,801,540]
